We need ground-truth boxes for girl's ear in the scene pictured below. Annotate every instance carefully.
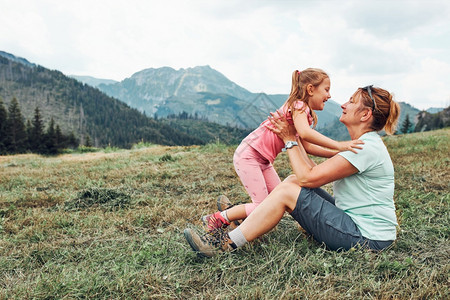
[307,84,314,96]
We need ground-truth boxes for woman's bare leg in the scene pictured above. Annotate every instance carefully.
[235,181,301,242]
[225,174,298,222]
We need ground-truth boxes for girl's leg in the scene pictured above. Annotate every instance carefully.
[223,204,247,221]
[242,163,281,216]
[233,145,280,217]
[264,164,282,194]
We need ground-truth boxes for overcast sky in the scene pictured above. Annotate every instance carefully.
[1,0,449,110]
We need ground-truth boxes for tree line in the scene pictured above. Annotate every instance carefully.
[0,97,79,155]
[399,107,450,134]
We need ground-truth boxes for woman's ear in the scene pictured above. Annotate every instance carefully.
[307,84,314,96]
[360,108,373,122]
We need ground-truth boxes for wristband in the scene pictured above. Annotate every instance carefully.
[282,141,298,152]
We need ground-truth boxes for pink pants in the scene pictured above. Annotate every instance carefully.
[233,143,281,216]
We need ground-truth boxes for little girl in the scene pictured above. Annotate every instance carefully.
[203,68,363,231]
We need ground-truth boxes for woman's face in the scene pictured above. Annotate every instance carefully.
[339,92,362,125]
[308,77,331,111]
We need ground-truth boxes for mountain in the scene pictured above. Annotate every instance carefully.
[71,65,440,139]
[94,65,421,136]
[0,52,208,147]
[398,102,420,125]
[426,107,445,114]
[70,75,118,87]
[2,50,439,148]
[0,51,36,68]
[94,66,428,137]
[98,66,252,114]
[96,65,343,129]
[414,106,450,132]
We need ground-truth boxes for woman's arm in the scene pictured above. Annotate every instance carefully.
[293,110,363,153]
[295,138,316,168]
[286,145,358,188]
[269,113,358,188]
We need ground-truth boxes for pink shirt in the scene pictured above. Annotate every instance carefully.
[242,101,313,163]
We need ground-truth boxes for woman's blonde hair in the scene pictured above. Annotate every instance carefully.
[356,86,400,135]
[285,68,329,128]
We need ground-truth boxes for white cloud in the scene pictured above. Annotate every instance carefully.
[399,57,450,108]
[0,0,449,110]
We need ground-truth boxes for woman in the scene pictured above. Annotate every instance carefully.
[184,85,400,257]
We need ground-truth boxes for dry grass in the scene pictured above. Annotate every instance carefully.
[0,129,449,299]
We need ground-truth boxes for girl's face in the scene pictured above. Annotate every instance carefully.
[308,77,331,111]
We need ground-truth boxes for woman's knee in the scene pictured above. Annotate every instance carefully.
[270,181,301,211]
[283,174,299,184]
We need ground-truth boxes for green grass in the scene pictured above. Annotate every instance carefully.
[0,129,449,299]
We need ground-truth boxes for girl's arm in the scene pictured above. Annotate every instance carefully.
[301,140,338,158]
[293,110,363,153]
[270,115,358,188]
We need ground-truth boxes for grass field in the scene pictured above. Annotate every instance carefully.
[1,129,449,299]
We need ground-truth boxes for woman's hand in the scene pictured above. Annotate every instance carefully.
[338,140,364,154]
[265,110,297,142]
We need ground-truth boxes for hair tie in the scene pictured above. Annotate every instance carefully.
[298,70,301,76]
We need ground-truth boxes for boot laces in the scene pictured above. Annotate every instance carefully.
[201,227,230,249]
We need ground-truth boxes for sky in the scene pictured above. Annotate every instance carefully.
[1,0,450,110]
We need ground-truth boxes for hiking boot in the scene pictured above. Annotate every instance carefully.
[184,227,237,258]
[202,211,230,231]
[217,195,233,211]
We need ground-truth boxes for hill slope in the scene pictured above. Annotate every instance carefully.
[0,128,448,298]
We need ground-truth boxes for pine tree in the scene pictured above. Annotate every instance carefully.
[0,98,7,154]
[85,135,92,147]
[6,98,27,153]
[66,132,79,148]
[25,119,32,151]
[401,114,413,134]
[45,117,58,154]
[55,124,64,150]
[30,107,45,153]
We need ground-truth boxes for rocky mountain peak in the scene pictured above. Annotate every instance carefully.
[98,65,253,116]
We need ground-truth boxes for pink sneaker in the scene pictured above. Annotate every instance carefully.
[201,211,230,231]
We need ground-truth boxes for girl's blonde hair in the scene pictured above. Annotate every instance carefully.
[285,68,329,128]
[356,87,400,135]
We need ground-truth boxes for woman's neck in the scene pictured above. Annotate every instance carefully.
[347,125,373,140]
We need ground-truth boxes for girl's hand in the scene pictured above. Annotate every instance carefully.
[265,111,297,142]
[338,140,364,154]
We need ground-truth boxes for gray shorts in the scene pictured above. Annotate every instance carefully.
[290,187,393,251]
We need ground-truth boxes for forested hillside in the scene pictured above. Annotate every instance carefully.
[0,55,217,148]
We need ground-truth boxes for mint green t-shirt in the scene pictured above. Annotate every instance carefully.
[334,132,398,241]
